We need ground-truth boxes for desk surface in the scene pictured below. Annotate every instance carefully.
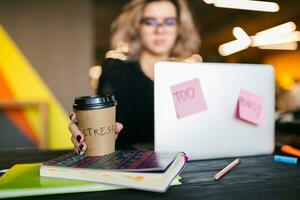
[0,148,300,200]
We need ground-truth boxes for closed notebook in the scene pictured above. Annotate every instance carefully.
[0,163,182,199]
[40,150,186,192]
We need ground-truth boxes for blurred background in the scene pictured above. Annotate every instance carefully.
[0,0,299,149]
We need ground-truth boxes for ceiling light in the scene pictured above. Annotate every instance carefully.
[256,22,296,38]
[258,42,298,50]
[214,0,280,12]
[251,31,300,46]
[202,0,215,4]
[218,39,250,56]
[232,27,251,45]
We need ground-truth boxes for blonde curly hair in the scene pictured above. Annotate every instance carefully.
[110,0,201,60]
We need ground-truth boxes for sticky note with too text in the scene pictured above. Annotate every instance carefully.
[170,78,207,119]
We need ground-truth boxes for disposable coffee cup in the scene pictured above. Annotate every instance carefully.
[73,95,117,156]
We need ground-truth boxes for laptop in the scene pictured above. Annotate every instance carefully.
[154,61,275,160]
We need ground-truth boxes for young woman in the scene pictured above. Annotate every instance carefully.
[69,0,201,154]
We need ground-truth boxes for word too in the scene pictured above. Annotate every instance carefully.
[172,87,195,103]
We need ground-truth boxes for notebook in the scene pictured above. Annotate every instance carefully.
[154,61,275,160]
[40,150,185,192]
[0,163,125,199]
[0,162,182,198]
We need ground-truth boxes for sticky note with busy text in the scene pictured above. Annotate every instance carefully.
[170,78,207,119]
[237,90,264,125]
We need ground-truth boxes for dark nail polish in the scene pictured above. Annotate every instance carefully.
[78,150,81,155]
[79,144,83,150]
[76,135,81,142]
[69,113,73,120]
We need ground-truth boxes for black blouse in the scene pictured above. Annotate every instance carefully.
[97,58,154,149]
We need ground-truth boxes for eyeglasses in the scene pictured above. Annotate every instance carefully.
[140,17,178,28]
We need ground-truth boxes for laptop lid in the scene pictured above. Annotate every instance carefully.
[154,61,275,160]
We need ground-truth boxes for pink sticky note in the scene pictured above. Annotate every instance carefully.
[237,90,264,125]
[170,78,207,119]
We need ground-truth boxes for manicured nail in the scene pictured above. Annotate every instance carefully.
[79,144,83,150]
[77,150,81,155]
[69,113,73,120]
[76,135,81,142]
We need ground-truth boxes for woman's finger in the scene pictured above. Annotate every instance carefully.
[115,122,123,140]
[72,136,87,155]
[74,148,80,155]
[69,112,77,122]
[73,144,80,155]
[115,122,123,134]
[79,144,87,155]
[71,136,80,149]
[68,122,84,143]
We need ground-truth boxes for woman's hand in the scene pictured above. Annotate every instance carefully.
[169,54,203,63]
[68,112,123,155]
[105,41,129,61]
[183,54,203,62]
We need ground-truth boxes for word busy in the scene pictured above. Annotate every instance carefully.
[239,96,261,118]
